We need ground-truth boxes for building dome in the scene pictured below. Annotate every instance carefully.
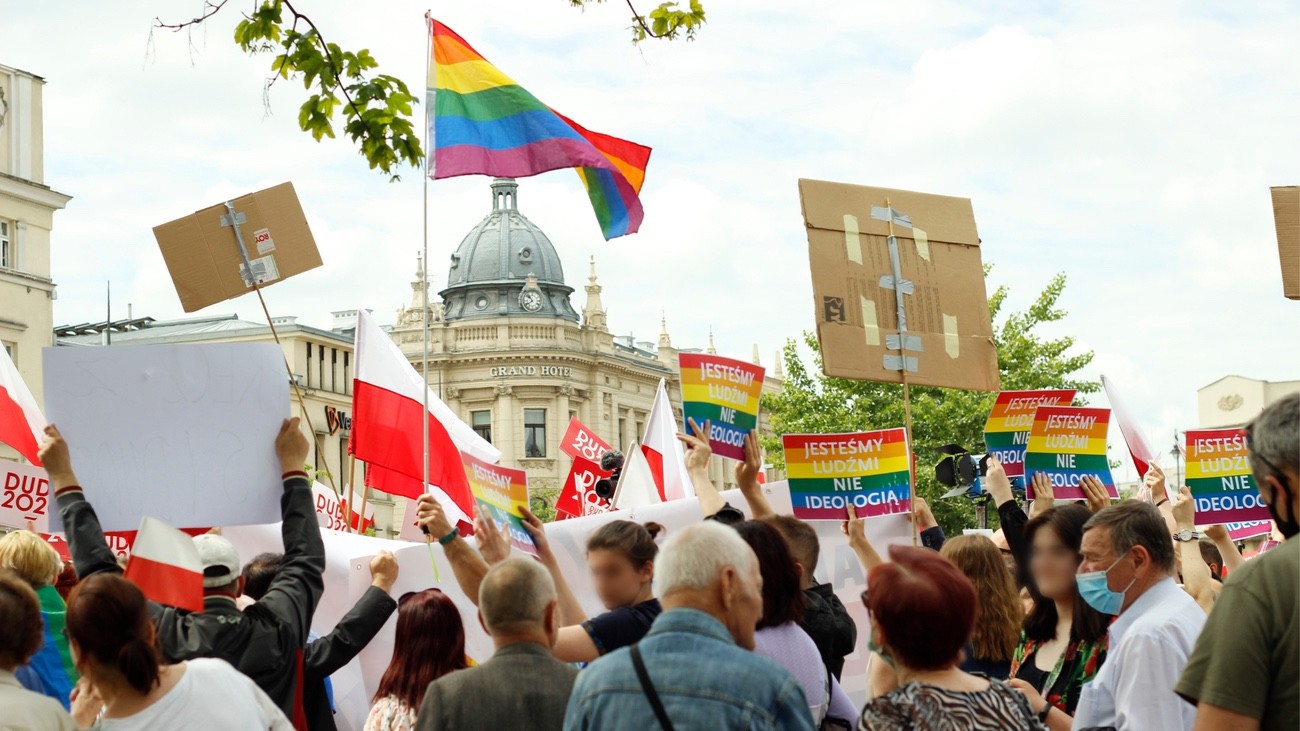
[440,178,578,323]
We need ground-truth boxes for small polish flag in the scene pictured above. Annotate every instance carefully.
[613,441,664,511]
[123,517,204,612]
[0,343,46,465]
[1101,374,1158,478]
[641,379,693,502]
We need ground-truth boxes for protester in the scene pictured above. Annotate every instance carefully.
[242,549,401,731]
[1004,503,1109,730]
[734,520,856,727]
[64,572,290,730]
[416,557,578,731]
[564,521,814,730]
[1071,500,1204,730]
[0,528,79,708]
[1168,487,1222,614]
[418,491,665,663]
[0,568,76,730]
[365,589,467,731]
[1176,393,1299,731]
[41,418,325,723]
[940,534,1023,679]
[764,514,857,680]
[859,545,1046,730]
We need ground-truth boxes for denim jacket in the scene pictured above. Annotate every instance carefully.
[564,608,815,731]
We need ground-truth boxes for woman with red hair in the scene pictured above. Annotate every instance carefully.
[364,588,468,731]
[858,546,1046,730]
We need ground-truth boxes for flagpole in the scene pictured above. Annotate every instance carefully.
[422,11,432,516]
[344,452,357,532]
[885,197,919,548]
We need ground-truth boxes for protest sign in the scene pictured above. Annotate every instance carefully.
[1185,428,1271,524]
[1024,406,1118,500]
[678,353,765,461]
[153,182,323,312]
[462,452,537,555]
[43,343,289,532]
[554,457,613,520]
[1227,521,1273,541]
[798,179,999,392]
[560,416,613,463]
[0,460,50,532]
[983,390,1076,479]
[782,428,912,520]
[313,482,375,533]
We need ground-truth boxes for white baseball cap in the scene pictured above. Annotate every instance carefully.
[192,534,241,589]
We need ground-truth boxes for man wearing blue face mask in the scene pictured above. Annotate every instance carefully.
[1071,501,1205,730]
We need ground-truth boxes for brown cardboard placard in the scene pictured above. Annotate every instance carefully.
[153,182,323,312]
[1270,186,1299,300]
[798,179,1000,392]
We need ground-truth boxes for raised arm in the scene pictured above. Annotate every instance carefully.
[415,493,489,604]
[736,430,776,520]
[1146,464,1180,536]
[990,457,1031,585]
[304,550,399,678]
[842,504,882,571]
[254,418,326,644]
[678,418,725,517]
[41,425,120,580]
[518,506,587,625]
[1171,486,1215,613]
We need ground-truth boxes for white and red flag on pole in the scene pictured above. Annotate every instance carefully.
[1101,374,1159,478]
[350,309,500,529]
[0,344,46,465]
[641,379,693,502]
[123,517,204,612]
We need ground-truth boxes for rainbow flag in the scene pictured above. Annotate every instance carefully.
[782,429,912,520]
[428,19,651,239]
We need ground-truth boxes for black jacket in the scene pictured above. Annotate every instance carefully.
[303,586,397,731]
[800,583,858,680]
[58,473,324,725]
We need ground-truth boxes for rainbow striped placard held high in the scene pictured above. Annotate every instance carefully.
[782,428,912,520]
[983,389,1076,479]
[463,453,538,556]
[1024,406,1117,501]
[1185,429,1271,524]
[679,353,765,461]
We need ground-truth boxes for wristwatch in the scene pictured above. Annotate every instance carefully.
[1172,529,1201,542]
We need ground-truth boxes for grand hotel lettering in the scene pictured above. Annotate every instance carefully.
[489,365,573,378]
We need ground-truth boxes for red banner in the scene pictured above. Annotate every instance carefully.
[560,417,613,463]
[554,457,614,520]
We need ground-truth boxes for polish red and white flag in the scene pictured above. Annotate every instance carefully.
[123,517,204,612]
[350,309,500,530]
[641,379,693,501]
[0,344,46,466]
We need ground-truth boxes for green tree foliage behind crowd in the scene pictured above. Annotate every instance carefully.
[761,272,1099,536]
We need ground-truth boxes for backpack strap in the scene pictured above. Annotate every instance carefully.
[630,643,675,731]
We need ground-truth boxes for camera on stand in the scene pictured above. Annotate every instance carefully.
[593,450,625,500]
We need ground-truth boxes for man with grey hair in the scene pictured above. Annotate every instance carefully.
[564,521,814,730]
[416,557,578,731]
[1177,392,1299,731]
[1073,500,1205,730]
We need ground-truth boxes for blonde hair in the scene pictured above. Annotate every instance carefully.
[0,531,63,587]
[940,534,1023,663]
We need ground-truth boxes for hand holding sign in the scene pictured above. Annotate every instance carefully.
[1144,463,1169,504]
[1080,475,1114,513]
[37,425,76,488]
[518,506,556,566]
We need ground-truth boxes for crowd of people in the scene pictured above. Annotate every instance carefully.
[1,393,1296,730]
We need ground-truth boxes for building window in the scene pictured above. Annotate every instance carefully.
[471,409,492,444]
[524,408,546,457]
[343,351,351,395]
[329,348,337,393]
[318,345,325,391]
[0,220,10,269]
[618,416,627,451]
[2,342,14,361]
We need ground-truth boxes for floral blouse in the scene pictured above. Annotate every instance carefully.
[364,695,417,731]
[1010,631,1108,715]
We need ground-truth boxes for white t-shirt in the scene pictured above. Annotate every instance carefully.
[97,658,291,731]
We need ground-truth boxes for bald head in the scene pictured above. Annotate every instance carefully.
[479,557,556,636]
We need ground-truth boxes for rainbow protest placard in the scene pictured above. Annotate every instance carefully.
[1024,406,1118,500]
[679,353,765,461]
[462,452,537,556]
[1185,429,1270,524]
[1226,521,1273,541]
[984,390,1077,478]
[782,428,912,520]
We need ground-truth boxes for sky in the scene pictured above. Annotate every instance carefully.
[4,0,1299,482]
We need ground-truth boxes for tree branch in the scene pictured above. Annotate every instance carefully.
[153,0,230,32]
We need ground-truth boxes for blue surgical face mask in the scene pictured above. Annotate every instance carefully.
[1077,550,1136,615]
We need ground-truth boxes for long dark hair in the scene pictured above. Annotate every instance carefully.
[1023,504,1108,644]
[734,520,806,629]
[372,589,467,709]
[66,573,163,695]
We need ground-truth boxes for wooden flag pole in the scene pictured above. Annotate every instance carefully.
[344,453,357,532]
[884,197,919,547]
[356,460,372,535]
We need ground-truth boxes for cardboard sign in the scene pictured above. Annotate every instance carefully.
[1271,186,1299,300]
[678,353,765,461]
[797,179,1000,392]
[554,457,613,521]
[560,417,613,463]
[153,182,323,312]
[313,482,375,533]
[462,453,537,556]
[1227,521,1273,541]
[1024,406,1118,500]
[782,428,912,520]
[43,343,289,532]
[0,461,50,532]
[1185,429,1271,524]
[983,390,1077,479]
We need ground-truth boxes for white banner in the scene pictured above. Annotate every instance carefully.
[0,460,51,532]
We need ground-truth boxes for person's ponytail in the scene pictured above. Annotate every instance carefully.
[66,573,163,696]
[116,636,162,694]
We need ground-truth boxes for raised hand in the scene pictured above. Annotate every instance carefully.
[38,425,77,487]
[414,493,454,541]
[1080,475,1112,513]
[474,512,512,565]
[1144,463,1168,503]
[519,506,556,565]
[735,430,763,489]
[274,417,310,474]
[984,455,1015,506]
[676,417,713,473]
[912,496,938,530]
[1171,485,1196,531]
[369,550,399,593]
[1030,472,1055,513]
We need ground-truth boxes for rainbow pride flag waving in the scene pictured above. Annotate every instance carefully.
[427,19,651,240]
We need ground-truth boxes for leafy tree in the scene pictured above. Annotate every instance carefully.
[151,0,707,179]
[760,271,1099,536]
